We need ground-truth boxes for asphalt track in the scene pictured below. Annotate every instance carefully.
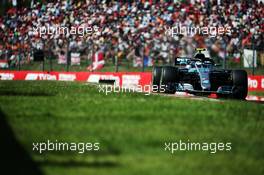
[154,91,264,104]
[88,83,264,104]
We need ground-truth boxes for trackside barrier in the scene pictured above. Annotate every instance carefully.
[0,71,152,89]
[0,71,263,91]
[248,76,264,91]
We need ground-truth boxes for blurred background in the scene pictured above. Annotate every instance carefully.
[0,0,263,74]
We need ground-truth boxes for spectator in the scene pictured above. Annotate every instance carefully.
[0,0,262,69]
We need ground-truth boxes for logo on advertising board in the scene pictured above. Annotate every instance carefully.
[248,77,258,89]
[59,74,76,81]
[248,76,264,90]
[0,73,15,80]
[122,75,141,89]
[25,73,57,80]
[87,74,120,86]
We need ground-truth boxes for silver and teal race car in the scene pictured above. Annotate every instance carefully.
[152,49,248,99]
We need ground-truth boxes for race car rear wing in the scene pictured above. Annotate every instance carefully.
[174,57,190,66]
[174,56,215,67]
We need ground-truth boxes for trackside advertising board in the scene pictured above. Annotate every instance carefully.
[0,71,263,91]
[0,71,152,89]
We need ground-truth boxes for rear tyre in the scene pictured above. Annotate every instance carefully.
[160,66,178,94]
[231,70,248,99]
[152,66,162,92]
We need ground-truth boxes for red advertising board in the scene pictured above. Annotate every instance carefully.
[0,71,152,88]
[0,71,263,91]
[248,76,264,91]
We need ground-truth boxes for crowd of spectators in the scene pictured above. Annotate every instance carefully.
[0,0,263,68]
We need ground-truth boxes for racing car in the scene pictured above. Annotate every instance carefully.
[152,48,248,99]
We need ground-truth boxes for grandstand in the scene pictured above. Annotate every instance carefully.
[0,0,263,73]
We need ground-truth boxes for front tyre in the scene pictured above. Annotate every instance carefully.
[152,66,162,92]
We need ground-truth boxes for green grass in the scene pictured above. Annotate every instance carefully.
[248,91,264,96]
[0,81,264,175]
